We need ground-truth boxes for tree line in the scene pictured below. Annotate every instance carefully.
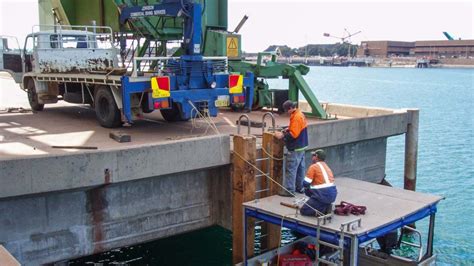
[262,43,359,57]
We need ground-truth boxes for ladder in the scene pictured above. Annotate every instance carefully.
[315,217,362,265]
[237,112,278,255]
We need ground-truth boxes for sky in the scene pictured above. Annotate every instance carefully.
[0,0,472,52]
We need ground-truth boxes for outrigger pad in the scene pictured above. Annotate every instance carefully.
[109,131,131,143]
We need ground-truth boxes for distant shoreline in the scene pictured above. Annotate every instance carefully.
[243,56,474,69]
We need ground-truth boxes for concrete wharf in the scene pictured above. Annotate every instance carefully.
[0,101,419,265]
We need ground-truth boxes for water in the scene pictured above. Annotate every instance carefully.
[74,67,474,265]
[301,67,474,265]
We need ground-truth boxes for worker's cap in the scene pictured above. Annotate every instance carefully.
[282,100,296,111]
[312,149,326,160]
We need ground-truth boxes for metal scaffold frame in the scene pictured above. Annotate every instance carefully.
[241,177,442,265]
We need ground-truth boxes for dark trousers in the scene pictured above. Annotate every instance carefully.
[300,186,337,216]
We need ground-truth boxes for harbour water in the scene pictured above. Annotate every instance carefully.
[73,67,474,265]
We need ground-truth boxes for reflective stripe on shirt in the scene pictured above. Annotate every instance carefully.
[310,182,335,189]
[317,162,331,184]
[309,162,334,189]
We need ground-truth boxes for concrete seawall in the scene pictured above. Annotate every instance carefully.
[0,103,415,264]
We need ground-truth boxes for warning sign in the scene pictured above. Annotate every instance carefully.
[226,37,239,58]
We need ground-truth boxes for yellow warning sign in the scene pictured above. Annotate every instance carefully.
[226,37,239,58]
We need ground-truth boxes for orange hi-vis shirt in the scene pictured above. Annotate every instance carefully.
[288,109,307,139]
[304,161,335,189]
[284,109,308,151]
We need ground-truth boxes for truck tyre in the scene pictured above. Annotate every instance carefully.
[94,86,122,128]
[27,79,44,111]
[160,103,188,122]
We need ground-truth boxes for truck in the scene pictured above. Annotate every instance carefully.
[2,0,332,129]
[0,1,254,128]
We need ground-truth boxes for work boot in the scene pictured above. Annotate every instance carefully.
[278,190,294,197]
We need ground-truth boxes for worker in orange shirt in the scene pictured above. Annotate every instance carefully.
[300,149,337,216]
[275,100,308,197]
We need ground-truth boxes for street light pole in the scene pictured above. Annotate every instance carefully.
[323,29,361,57]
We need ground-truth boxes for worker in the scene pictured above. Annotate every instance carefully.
[275,100,308,197]
[300,149,337,216]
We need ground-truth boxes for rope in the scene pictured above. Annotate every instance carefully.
[276,214,293,266]
[232,150,325,217]
[188,100,220,135]
[234,145,335,264]
[261,146,284,161]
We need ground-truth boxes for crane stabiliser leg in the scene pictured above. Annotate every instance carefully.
[289,70,328,118]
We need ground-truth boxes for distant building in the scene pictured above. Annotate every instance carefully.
[413,40,474,58]
[357,41,414,57]
[357,40,474,58]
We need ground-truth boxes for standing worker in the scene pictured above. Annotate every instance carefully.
[300,149,337,216]
[275,100,308,197]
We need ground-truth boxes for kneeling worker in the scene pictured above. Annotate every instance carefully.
[300,149,338,216]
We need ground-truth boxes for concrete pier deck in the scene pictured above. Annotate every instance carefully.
[0,104,317,159]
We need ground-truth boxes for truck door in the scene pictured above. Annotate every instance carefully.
[0,36,22,83]
[23,35,35,73]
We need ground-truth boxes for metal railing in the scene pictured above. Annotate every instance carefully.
[131,56,229,77]
[31,24,115,50]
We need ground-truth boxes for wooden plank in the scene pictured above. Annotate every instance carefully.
[232,134,256,264]
[0,245,20,266]
[261,132,284,251]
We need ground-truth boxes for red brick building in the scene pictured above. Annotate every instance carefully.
[413,40,474,58]
[357,41,414,57]
[357,40,474,58]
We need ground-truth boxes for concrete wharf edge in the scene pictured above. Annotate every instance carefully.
[0,134,230,199]
[0,106,408,199]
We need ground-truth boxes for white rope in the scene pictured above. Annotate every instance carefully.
[188,100,220,135]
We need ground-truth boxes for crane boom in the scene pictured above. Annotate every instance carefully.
[443,32,454,40]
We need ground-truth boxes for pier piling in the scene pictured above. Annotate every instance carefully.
[261,132,284,251]
[232,134,257,264]
[404,109,419,191]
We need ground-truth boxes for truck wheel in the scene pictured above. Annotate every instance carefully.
[27,80,44,111]
[160,103,188,122]
[94,86,122,128]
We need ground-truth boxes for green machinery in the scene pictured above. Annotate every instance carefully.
[38,0,328,118]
